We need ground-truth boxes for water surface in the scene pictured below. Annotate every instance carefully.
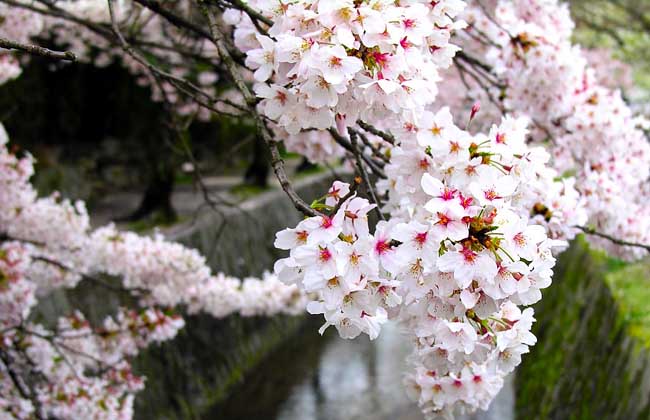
[209,319,513,420]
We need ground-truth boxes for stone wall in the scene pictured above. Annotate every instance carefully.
[131,172,343,420]
[33,171,344,420]
[516,240,650,420]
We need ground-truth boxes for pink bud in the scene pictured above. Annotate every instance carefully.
[470,101,481,120]
[335,114,347,137]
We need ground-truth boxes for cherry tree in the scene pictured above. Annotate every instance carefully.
[1,0,649,419]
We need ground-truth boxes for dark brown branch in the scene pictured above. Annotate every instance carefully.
[0,37,76,61]
[33,255,148,294]
[199,2,320,218]
[456,51,503,87]
[575,226,650,254]
[327,128,386,178]
[454,59,506,115]
[134,0,212,38]
[221,0,274,27]
[348,129,385,221]
[0,349,44,420]
[349,127,389,164]
[331,176,362,215]
[356,120,395,145]
[107,0,245,120]
[133,0,246,63]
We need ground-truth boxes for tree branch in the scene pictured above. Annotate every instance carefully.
[575,225,650,254]
[349,129,385,221]
[356,120,396,145]
[199,2,320,217]
[220,0,273,27]
[327,128,386,178]
[0,37,76,61]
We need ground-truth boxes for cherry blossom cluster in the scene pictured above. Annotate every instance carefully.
[2,0,650,419]
[274,112,578,416]
[273,186,391,340]
[462,0,650,259]
[0,2,44,85]
[0,123,305,419]
[229,0,466,135]
[379,108,586,242]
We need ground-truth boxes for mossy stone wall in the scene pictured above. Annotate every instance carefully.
[132,173,341,419]
[516,241,650,420]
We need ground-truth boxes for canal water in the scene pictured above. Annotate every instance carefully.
[207,319,514,420]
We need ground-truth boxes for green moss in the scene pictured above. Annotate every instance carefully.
[126,214,183,233]
[133,315,307,420]
[516,239,650,419]
[294,164,325,178]
[280,151,301,159]
[606,264,650,347]
[174,172,195,185]
[229,183,270,199]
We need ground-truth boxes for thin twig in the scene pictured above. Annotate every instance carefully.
[32,255,148,294]
[575,226,650,254]
[349,129,385,221]
[349,127,389,164]
[356,120,396,145]
[107,0,244,119]
[0,349,44,420]
[133,0,246,63]
[221,0,273,27]
[0,37,76,61]
[331,176,362,215]
[200,1,320,218]
[328,128,386,178]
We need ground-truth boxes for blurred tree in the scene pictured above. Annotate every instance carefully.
[0,56,263,222]
[571,0,650,94]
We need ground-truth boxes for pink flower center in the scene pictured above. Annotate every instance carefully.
[328,186,341,199]
[461,247,477,263]
[296,230,308,243]
[440,187,455,200]
[319,247,332,262]
[436,212,451,227]
[459,193,473,209]
[321,216,333,229]
[329,56,342,68]
[484,189,499,201]
[415,231,428,246]
[513,232,526,246]
[372,51,390,67]
[275,90,287,105]
[375,239,391,255]
[403,18,416,29]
